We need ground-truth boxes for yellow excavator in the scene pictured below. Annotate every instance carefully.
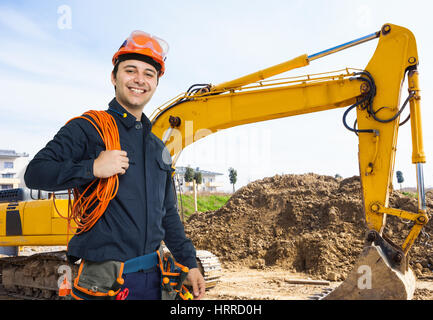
[0,23,428,299]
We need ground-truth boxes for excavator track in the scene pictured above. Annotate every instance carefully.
[195,250,222,289]
[0,251,78,300]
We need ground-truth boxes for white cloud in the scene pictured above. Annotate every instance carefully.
[0,7,51,41]
[0,40,110,88]
[0,75,114,158]
[0,75,111,124]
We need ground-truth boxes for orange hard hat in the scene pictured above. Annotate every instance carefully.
[112,30,169,76]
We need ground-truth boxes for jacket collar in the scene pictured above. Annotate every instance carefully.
[107,98,152,135]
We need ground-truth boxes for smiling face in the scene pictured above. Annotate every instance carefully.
[111,59,158,116]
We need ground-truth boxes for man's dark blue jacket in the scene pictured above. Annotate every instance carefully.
[24,98,197,269]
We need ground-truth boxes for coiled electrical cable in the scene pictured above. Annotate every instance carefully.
[54,110,120,236]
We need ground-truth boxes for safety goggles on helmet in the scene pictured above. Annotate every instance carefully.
[112,30,169,76]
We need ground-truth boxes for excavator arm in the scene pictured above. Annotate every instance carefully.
[150,23,428,299]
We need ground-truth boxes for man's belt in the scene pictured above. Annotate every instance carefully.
[124,252,158,274]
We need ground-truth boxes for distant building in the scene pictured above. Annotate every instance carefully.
[0,150,29,190]
[174,166,223,193]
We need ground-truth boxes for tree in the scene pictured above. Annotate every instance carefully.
[184,167,194,182]
[335,174,342,179]
[194,171,202,184]
[396,170,404,190]
[228,167,237,193]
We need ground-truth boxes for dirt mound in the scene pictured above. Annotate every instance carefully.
[185,173,433,281]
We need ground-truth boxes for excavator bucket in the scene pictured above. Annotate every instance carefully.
[322,230,416,300]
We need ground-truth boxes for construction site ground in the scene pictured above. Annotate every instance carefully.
[184,173,433,300]
[201,267,433,300]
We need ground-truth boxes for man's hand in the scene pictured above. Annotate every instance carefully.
[93,150,129,178]
[186,268,206,300]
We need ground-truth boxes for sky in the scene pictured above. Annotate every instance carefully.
[0,0,432,193]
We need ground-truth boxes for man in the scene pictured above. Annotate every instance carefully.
[24,31,205,300]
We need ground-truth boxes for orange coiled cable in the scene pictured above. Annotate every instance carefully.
[54,110,121,236]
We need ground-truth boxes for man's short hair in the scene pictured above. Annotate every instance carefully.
[112,53,162,78]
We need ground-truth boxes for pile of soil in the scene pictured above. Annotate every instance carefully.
[185,173,433,281]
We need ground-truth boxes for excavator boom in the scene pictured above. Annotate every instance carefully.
[150,23,428,299]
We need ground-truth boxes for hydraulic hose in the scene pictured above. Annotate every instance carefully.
[343,70,412,134]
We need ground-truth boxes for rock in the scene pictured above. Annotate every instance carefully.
[327,272,339,281]
[251,259,266,269]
